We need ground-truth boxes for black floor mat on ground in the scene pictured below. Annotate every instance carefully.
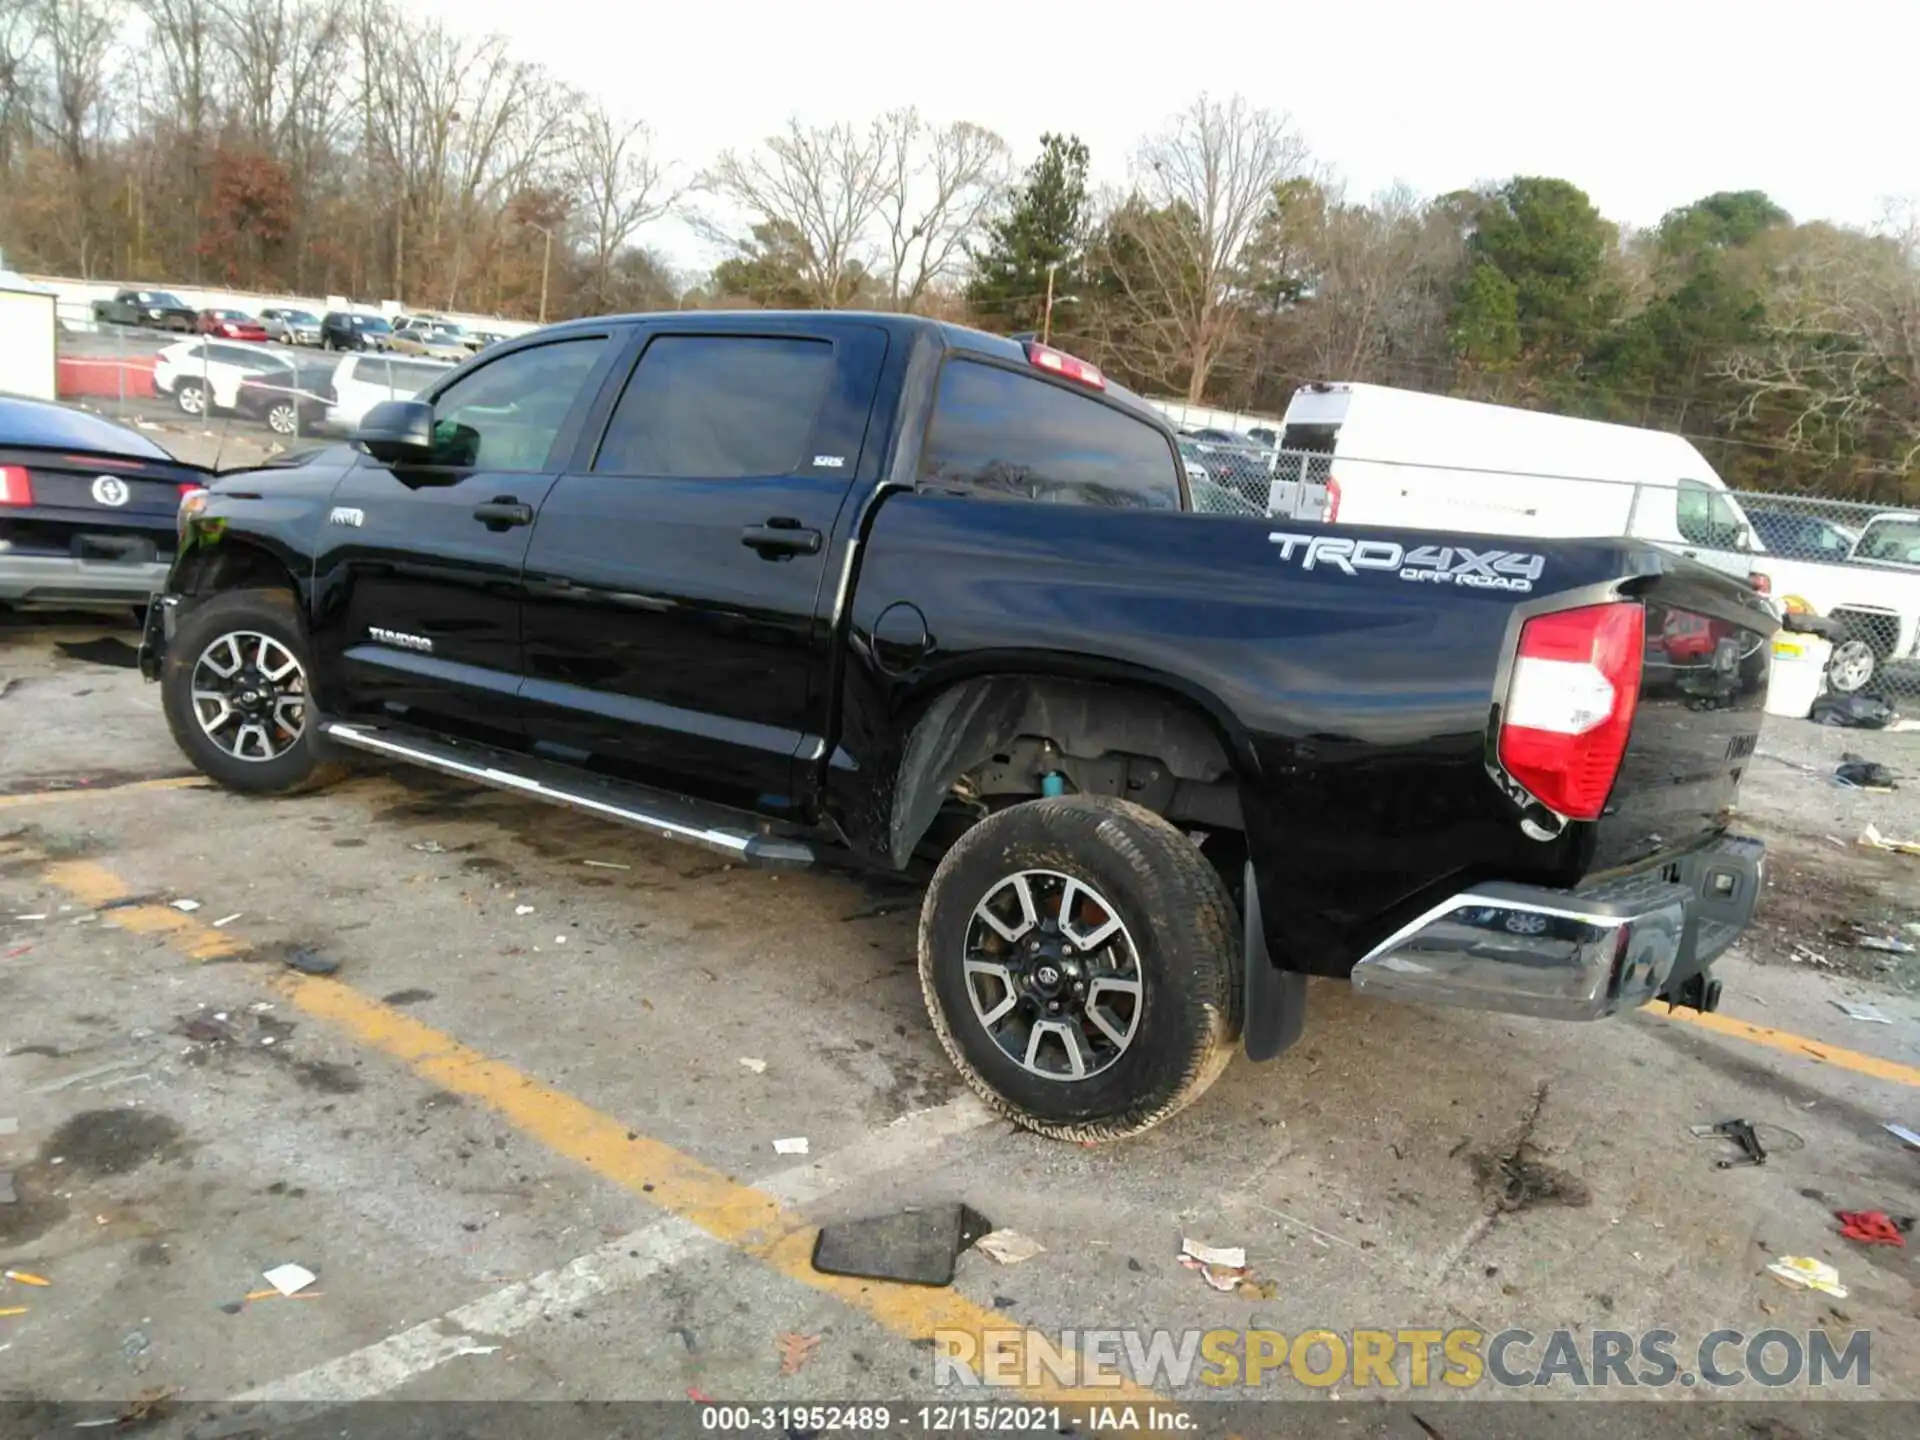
[810,1203,994,1287]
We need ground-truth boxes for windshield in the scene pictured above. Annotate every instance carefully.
[1855,518,1920,565]
[354,316,392,332]
[141,292,185,307]
[283,310,318,323]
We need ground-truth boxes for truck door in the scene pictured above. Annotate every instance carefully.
[517,319,889,815]
[310,330,621,745]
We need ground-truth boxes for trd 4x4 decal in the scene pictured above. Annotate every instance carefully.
[1268,532,1545,593]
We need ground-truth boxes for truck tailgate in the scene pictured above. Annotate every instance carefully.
[1584,568,1775,876]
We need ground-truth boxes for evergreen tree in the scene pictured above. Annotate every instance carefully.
[966,133,1091,335]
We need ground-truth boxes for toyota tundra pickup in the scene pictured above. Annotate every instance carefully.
[136,312,1777,1141]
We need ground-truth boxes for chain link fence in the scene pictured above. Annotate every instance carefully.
[52,311,453,463]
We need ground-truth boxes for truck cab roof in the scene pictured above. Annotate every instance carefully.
[536,310,1172,432]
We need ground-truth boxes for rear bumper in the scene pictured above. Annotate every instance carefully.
[0,552,171,606]
[1348,834,1764,1021]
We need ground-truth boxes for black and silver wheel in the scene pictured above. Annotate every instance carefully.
[919,795,1242,1142]
[161,588,346,795]
[266,400,300,436]
[1827,638,1877,695]
[174,379,208,417]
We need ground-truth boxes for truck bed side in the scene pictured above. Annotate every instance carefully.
[830,496,1775,975]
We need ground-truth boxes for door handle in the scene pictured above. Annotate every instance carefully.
[473,497,533,531]
[740,517,823,558]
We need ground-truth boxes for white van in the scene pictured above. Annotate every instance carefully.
[1273,382,1762,581]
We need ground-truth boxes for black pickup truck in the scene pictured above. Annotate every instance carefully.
[137,313,1776,1141]
[91,288,200,332]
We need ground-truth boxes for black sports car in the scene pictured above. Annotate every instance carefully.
[0,396,210,612]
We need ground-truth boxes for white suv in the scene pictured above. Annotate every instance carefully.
[152,340,293,418]
[324,354,456,431]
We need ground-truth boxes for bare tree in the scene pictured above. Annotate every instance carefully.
[37,0,118,171]
[1717,203,1920,482]
[703,117,892,308]
[1106,94,1311,401]
[0,0,43,172]
[567,100,683,312]
[875,107,1009,312]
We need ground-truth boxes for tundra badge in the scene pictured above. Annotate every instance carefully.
[369,626,433,653]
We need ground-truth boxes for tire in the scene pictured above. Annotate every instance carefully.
[918,795,1242,1142]
[1827,637,1878,695]
[174,379,208,417]
[160,588,347,796]
[266,400,300,437]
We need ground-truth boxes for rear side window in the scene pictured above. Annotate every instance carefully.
[920,359,1182,510]
[594,334,835,479]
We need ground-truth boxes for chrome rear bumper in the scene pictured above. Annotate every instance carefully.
[1350,835,1763,1021]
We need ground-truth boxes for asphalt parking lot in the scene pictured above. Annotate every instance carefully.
[3,609,1919,1436]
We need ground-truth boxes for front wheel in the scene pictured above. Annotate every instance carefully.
[174,379,208,417]
[918,796,1243,1142]
[160,588,347,795]
[1827,638,1878,695]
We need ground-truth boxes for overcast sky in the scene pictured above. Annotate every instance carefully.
[405,0,1912,271]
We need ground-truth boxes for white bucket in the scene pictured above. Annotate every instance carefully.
[1765,632,1831,719]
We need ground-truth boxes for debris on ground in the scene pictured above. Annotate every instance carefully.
[3,945,30,958]
[1813,693,1898,729]
[1886,1122,1920,1150]
[1179,1237,1252,1292]
[514,904,536,915]
[738,1057,767,1073]
[810,1203,994,1287]
[582,859,630,871]
[772,1136,809,1155]
[1835,756,1898,791]
[410,841,447,853]
[212,913,242,927]
[1860,824,1920,857]
[4,1270,51,1286]
[283,946,339,976]
[687,1387,716,1403]
[0,1173,14,1204]
[0,1306,27,1317]
[1833,1210,1910,1247]
[1766,1255,1847,1298]
[976,1229,1045,1265]
[775,1330,821,1376]
[1790,942,1835,968]
[169,899,201,912]
[1843,926,1919,955]
[1688,1119,1768,1168]
[1831,999,1895,1024]
[262,1262,317,1297]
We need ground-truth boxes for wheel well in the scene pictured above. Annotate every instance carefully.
[888,674,1244,868]
[172,542,298,600]
[1830,610,1900,657]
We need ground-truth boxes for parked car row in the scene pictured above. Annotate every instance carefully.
[150,340,454,437]
[86,289,511,356]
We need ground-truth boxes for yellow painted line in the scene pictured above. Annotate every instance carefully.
[1643,1003,1920,1087]
[40,857,1160,1412]
[0,775,207,810]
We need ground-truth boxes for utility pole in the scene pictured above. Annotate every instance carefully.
[539,228,553,324]
[1041,262,1057,345]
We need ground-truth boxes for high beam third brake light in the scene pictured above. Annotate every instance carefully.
[1497,602,1645,822]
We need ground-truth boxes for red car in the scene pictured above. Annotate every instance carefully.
[195,308,269,341]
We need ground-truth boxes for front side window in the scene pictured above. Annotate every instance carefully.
[1856,518,1920,565]
[427,338,606,471]
[920,359,1182,510]
[1675,480,1745,549]
[593,334,835,479]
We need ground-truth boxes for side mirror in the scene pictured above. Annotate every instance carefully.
[352,399,435,465]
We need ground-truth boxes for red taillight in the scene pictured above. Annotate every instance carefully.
[1497,603,1644,822]
[1324,475,1341,522]
[0,465,32,505]
[177,483,207,506]
[1024,342,1105,389]
[1747,571,1771,595]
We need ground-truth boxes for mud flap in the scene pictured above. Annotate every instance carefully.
[1242,859,1307,1062]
